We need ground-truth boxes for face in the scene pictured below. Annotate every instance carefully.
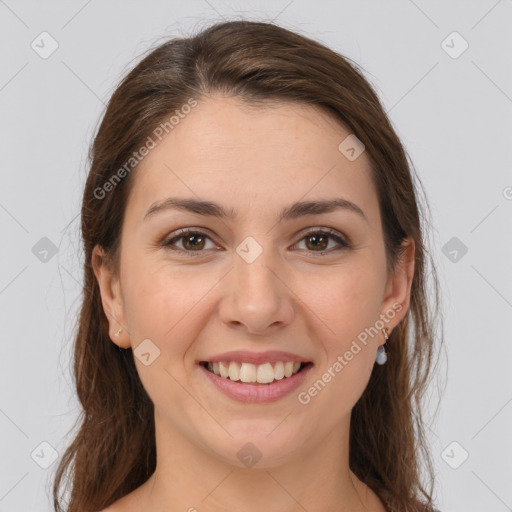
[93,94,414,468]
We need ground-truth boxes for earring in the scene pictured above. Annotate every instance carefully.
[375,328,389,365]
[114,328,122,337]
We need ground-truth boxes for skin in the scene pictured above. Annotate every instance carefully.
[94,94,415,512]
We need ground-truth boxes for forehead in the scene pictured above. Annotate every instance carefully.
[126,95,379,226]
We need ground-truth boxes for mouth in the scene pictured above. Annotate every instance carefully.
[199,360,313,385]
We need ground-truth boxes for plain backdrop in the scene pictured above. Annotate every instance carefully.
[0,1,511,511]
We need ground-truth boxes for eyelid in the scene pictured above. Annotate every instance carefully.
[161,226,351,255]
[299,227,349,243]
[293,227,351,254]
[161,227,220,254]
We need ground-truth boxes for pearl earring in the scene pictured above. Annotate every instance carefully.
[375,328,389,365]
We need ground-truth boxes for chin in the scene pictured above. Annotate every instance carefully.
[199,420,306,469]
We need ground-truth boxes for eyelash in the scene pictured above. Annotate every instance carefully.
[161,227,351,257]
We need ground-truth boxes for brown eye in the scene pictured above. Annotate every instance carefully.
[162,227,350,257]
[163,230,216,255]
[304,233,329,251]
[181,233,206,251]
[295,229,350,255]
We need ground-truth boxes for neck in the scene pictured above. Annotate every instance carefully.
[133,412,381,512]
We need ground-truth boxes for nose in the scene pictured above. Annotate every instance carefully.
[217,245,295,335]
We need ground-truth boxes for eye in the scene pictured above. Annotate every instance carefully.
[293,228,351,255]
[162,229,218,255]
[162,227,351,257]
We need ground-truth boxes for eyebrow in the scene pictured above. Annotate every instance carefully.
[143,196,368,224]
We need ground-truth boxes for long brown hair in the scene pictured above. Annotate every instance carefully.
[52,19,444,512]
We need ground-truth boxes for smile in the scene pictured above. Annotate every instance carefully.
[202,360,307,384]
[198,359,314,403]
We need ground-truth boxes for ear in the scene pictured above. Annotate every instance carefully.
[380,237,415,331]
[92,244,131,348]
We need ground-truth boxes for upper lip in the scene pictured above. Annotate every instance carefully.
[199,350,312,365]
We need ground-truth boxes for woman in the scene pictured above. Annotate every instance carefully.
[52,19,443,512]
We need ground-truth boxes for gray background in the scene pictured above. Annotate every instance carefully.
[1,1,511,511]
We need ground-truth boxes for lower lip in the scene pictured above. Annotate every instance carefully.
[199,363,313,403]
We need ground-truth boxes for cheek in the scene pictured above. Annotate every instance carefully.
[303,262,382,398]
[313,262,382,343]
[121,257,199,337]
[120,259,208,411]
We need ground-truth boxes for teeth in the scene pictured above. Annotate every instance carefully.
[274,361,284,380]
[205,360,304,383]
[239,362,257,383]
[228,361,240,381]
[219,361,229,378]
[256,362,274,384]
